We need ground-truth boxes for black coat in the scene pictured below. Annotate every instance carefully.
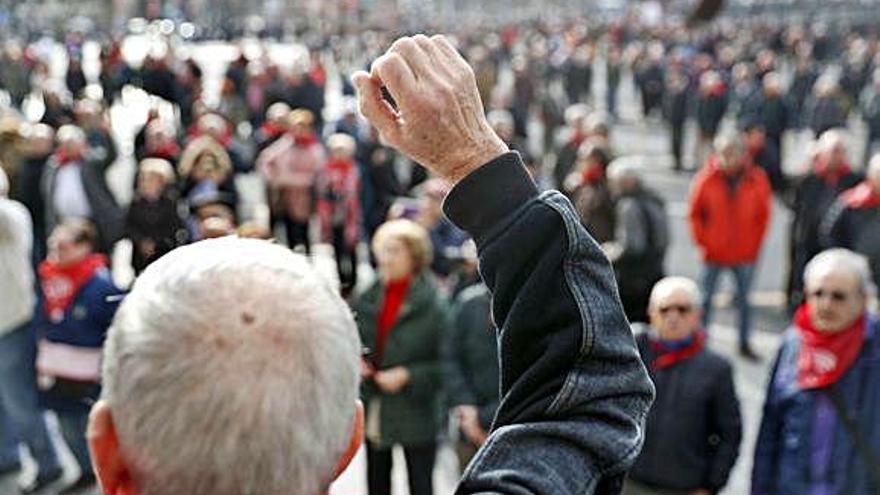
[631,332,742,493]
[696,93,728,136]
[821,192,880,291]
[444,283,499,430]
[126,193,186,273]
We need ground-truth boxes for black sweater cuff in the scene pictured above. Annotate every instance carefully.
[442,151,539,244]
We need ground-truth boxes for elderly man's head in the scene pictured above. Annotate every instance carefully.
[88,238,363,495]
[607,160,641,195]
[818,129,849,169]
[714,132,745,172]
[48,220,97,267]
[803,249,875,332]
[648,277,703,341]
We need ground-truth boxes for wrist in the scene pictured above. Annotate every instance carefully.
[445,133,509,185]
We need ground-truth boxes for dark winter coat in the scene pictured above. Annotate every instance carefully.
[630,332,742,493]
[355,272,449,448]
[444,283,499,430]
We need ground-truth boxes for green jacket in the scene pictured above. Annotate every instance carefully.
[354,272,449,447]
[443,283,500,430]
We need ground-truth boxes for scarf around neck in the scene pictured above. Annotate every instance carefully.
[794,303,866,390]
[649,330,706,370]
[38,253,108,323]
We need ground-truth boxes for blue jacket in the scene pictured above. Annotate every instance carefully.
[443,152,655,494]
[34,270,124,412]
[752,316,880,495]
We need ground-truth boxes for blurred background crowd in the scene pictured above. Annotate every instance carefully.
[1,0,880,494]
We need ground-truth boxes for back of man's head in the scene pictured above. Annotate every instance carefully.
[97,237,361,495]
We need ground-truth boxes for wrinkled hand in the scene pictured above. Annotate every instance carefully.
[374,366,410,394]
[352,34,508,184]
[457,404,488,446]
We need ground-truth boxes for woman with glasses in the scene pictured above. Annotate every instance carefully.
[625,276,742,495]
[752,248,880,495]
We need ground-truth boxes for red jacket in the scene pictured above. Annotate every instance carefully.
[688,156,772,264]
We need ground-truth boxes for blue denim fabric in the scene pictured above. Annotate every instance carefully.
[701,263,755,346]
[57,409,92,473]
[752,317,880,495]
[0,408,19,467]
[444,152,655,494]
[0,323,60,474]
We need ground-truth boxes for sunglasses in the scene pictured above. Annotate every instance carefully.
[808,289,851,302]
[658,304,694,315]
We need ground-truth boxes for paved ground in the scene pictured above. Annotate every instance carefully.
[3,41,874,495]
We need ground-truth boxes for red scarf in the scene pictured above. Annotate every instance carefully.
[53,148,85,166]
[294,132,319,148]
[841,181,880,209]
[795,304,866,390]
[38,254,108,323]
[581,165,605,185]
[375,276,411,364]
[147,140,180,161]
[814,159,852,186]
[650,330,706,370]
[259,121,286,139]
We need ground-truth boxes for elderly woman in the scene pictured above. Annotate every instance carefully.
[354,219,448,495]
[752,248,880,495]
[256,109,326,254]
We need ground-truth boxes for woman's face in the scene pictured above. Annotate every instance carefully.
[376,237,415,282]
[193,155,219,181]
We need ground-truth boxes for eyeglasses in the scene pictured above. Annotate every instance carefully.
[658,304,693,315]
[807,289,851,302]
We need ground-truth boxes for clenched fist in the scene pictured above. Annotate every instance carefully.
[352,34,509,184]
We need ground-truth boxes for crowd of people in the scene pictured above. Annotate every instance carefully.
[0,6,879,495]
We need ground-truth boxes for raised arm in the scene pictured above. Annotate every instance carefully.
[353,34,654,495]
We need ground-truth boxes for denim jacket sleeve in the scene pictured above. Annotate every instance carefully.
[443,152,655,495]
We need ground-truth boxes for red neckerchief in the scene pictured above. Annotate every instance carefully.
[375,276,412,364]
[147,141,180,160]
[568,131,587,148]
[294,132,319,148]
[581,165,605,185]
[38,254,108,323]
[310,64,326,87]
[795,303,866,390]
[259,121,286,139]
[649,330,706,370]
[708,81,727,97]
[814,159,852,186]
[840,181,880,209]
[53,148,85,166]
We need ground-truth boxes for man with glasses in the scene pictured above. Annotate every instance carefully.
[625,277,742,495]
[753,248,880,495]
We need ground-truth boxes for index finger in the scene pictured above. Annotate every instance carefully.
[370,52,418,111]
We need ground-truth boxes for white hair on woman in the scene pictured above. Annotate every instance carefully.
[804,248,877,298]
[102,237,361,495]
[649,276,702,309]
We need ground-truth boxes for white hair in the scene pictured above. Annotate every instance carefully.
[804,248,877,297]
[713,131,743,154]
[102,237,361,495]
[868,153,880,184]
[649,276,702,309]
[606,160,641,183]
[0,166,7,197]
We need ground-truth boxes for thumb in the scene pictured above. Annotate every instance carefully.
[352,71,400,144]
